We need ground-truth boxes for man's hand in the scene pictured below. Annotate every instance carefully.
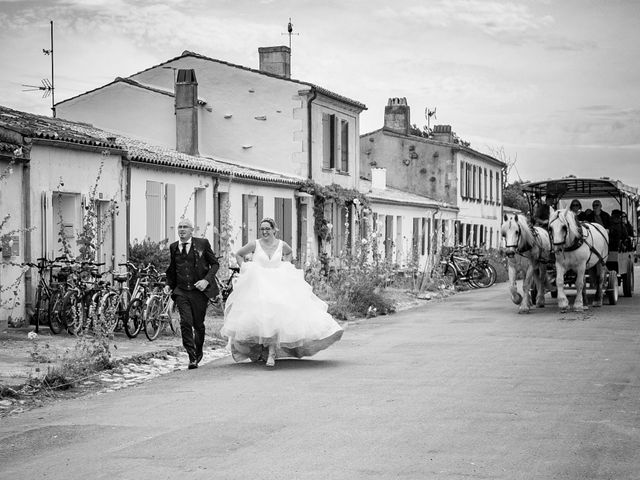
[195,279,209,291]
[163,285,172,295]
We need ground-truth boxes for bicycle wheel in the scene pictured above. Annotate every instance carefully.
[117,289,131,332]
[441,263,457,286]
[32,285,48,332]
[99,292,119,334]
[144,295,163,341]
[167,298,180,334]
[469,266,494,288]
[125,298,143,338]
[48,291,64,334]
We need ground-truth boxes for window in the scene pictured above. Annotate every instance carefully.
[52,192,80,257]
[490,171,494,202]
[472,166,477,200]
[484,169,488,202]
[242,194,263,245]
[274,197,293,247]
[145,180,175,242]
[385,215,394,261]
[323,114,349,173]
[340,120,349,172]
[194,187,206,236]
[412,218,420,262]
[421,217,428,256]
[322,113,336,169]
[460,161,466,198]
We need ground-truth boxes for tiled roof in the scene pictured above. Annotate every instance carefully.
[361,128,507,168]
[0,106,118,149]
[359,178,457,210]
[57,50,366,111]
[0,105,304,186]
[59,76,208,107]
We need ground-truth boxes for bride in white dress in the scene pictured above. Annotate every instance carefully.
[221,218,344,367]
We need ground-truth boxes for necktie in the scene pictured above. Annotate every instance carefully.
[181,243,188,255]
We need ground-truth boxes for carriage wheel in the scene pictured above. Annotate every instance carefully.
[607,270,618,305]
[622,263,634,297]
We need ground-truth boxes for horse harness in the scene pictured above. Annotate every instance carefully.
[549,216,609,266]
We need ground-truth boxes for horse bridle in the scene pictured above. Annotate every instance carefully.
[505,222,533,255]
[549,215,583,251]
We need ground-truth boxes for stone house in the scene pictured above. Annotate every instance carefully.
[360,98,506,249]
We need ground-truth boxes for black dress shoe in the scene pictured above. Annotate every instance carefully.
[188,361,198,369]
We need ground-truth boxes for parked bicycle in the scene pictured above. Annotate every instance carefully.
[124,263,159,338]
[436,247,496,289]
[143,275,179,341]
[208,265,240,316]
[27,257,65,333]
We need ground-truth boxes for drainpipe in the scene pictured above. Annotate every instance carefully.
[306,87,317,180]
[125,159,131,261]
[22,155,33,328]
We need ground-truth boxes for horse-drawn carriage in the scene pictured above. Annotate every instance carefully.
[521,177,638,309]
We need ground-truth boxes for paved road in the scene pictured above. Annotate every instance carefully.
[1,276,639,480]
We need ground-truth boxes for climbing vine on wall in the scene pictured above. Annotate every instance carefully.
[298,180,370,243]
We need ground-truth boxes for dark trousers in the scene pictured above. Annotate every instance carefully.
[174,289,208,362]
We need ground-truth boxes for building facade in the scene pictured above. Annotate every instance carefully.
[360,98,506,248]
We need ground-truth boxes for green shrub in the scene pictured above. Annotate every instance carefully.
[305,256,396,320]
[129,238,170,272]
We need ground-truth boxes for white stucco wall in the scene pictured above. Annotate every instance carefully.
[57,83,176,149]
[368,200,457,269]
[456,151,504,248]
[29,144,127,266]
[0,158,25,324]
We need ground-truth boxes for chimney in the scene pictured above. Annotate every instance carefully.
[432,125,453,143]
[384,97,410,135]
[175,69,199,156]
[371,167,387,190]
[258,46,291,78]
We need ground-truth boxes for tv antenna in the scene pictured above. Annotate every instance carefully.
[22,20,55,117]
[425,107,437,130]
[281,18,299,50]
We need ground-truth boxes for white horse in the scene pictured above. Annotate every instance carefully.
[501,214,553,313]
[548,208,609,312]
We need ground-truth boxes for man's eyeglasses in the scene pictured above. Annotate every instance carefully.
[260,228,272,231]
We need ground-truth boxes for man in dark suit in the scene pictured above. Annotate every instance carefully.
[164,218,219,369]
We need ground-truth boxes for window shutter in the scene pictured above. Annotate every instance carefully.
[322,114,331,169]
[242,194,248,245]
[274,198,284,239]
[257,196,263,228]
[165,183,175,242]
[340,119,349,172]
[283,198,292,246]
[145,181,162,242]
[412,217,420,262]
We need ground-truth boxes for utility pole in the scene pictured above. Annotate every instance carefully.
[24,21,55,116]
[281,18,299,69]
[43,20,55,117]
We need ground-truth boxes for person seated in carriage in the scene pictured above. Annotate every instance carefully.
[609,209,630,251]
[583,200,611,230]
[569,199,587,221]
[532,196,555,228]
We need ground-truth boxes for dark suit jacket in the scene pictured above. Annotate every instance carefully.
[584,210,611,230]
[166,237,219,300]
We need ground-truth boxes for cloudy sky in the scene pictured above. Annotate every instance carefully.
[1,0,639,187]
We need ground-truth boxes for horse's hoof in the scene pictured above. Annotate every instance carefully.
[512,293,523,305]
[573,306,586,312]
[560,308,568,314]
[592,302,602,308]
[536,303,545,308]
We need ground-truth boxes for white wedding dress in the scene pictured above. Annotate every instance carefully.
[221,239,344,362]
